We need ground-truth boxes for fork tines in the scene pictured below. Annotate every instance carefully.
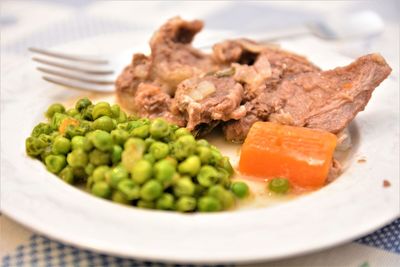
[29,47,115,93]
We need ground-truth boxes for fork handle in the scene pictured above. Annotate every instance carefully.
[244,25,311,42]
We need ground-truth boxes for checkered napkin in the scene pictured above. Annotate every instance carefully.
[1,234,230,267]
[356,218,400,254]
[1,218,399,267]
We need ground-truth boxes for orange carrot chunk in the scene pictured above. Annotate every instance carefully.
[239,122,337,189]
[59,118,79,134]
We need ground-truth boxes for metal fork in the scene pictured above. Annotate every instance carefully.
[29,47,132,93]
[30,10,383,93]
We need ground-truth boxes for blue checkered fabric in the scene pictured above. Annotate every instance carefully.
[356,218,400,254]
[1,235,231,267]
[2,219,399,266]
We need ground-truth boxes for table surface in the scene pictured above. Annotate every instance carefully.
[1,1,399,266]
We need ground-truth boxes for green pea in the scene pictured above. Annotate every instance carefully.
[131,124,149,139]
[196,146,212,164]
[64,121,92,139]
[173,177,195,197]
[89,149,110,166]
[73,113,82,120]
[268,178,290,194]
[117,122,128,130]
[45,155,66,174]
[52,136,71,155]
[197,165,220,187]
[85,163,95,176]
[138,118,150,125]
[86,176,94,189]
[91,181,111,198]
[176,196,196,212]
[126,121,143,131]
[110,104,120,118]
[140,180,163,201]
[81,105,94,121]
[117,110,127,123]
[154,159,176,184]
[218,156,234,176]
[71,136,92,151]
[37,134,53,146]
[31,123,53,137]
[198,196,221,212]
[111,145,123,164]
[92,166,110,182]
[72,167,87,181]
[143,153,156,164]
[194,184,206,197]
[172,135,196,160]
[169,124,179,132]
[131,159,152,185]
[117,179,140,200]
[90,130,113,151]
[93,116,115,132]
[178,156,201,177]
[164,156,178,168]
[67,149,88,168]
[124,138,146,150]
[50,113,68,130]
[208,185,235,209]
[231,182,249,198]
[40,146,52,162]
[66,108,79,117]
[144,137,156,150]
[111,191,130,204]
[210,149,223,166]
[58,166,74,184]
[149,142,170,160]
[156,193,175,210]
[137,200,155,209]
[92,102,112,120]
[217,168,231,188]
[108,165,129,188]
[174,128,191,138]
[111,129,129,146]
[45,103,65,119]
[150,118,170,139]
[196,139,210,147]
[25,136,48,157]
[122,138,146,170]
[75,97,92,112]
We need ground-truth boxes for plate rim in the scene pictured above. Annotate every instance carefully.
[2,31,399,264]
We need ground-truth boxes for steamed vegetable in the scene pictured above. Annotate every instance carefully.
[25,98,250,212]
[239,122,337,188]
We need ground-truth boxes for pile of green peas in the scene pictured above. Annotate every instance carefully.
[26,98,250,212]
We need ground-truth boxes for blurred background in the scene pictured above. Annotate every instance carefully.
[1,0,399,73]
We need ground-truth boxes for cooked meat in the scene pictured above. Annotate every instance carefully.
[327,159,342,183]
[223,113,259,143]
[116,17,218,113]
[224,54,392,142]
[174,75,246,130]
[213,39,320,102]
[212,39,267,65]
[116,18,392,146]
[133,83,186,126]
[149,17,218,95]
[116,54,152,111]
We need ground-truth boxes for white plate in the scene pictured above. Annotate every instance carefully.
[1,31,399,264]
